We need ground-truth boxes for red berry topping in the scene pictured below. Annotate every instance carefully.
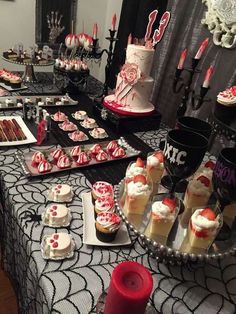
[135,157,144,168]
[197,175,210,187]
[162,197,177,211]
[133,174,147,185]
[53,234,59,240]
[204,161,215,170]
[52,242,58,248]
[200,207,216,221]
[190,221,208,238]
[153,151,164,163]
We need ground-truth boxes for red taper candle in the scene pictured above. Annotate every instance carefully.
[203,65,214,88]
[194,38,209,59]
[93,23,98,40]
[112,14,117,31]
[104,261,153,314]
[177,48,187,70]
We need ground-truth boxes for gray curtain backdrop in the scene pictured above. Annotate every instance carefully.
[151,0,236,127]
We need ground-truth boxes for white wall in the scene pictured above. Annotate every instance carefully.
[0,0,35,70]
[0,0,123,81]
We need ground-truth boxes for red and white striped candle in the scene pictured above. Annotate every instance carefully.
[177,48,187,70]
[203,65,214,88]
[194,38,209,59]
[93,23,98,40]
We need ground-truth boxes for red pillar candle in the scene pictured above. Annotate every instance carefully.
[194,38,209,59]
[104,261,153,314]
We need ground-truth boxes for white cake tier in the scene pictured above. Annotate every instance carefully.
[108,73,154,112]
[126,44,154,77]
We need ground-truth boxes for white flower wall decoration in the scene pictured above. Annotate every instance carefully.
[202,0,236,49]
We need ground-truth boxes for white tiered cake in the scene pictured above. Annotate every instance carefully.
[103,44,155,116]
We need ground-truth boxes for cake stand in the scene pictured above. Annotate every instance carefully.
[114,179,236,265]
[53,66,89,94]
[2,57,55,83]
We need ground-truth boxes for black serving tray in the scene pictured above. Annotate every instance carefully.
[93,100,162,134]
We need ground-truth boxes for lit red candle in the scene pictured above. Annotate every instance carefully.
[203,65,214,88]
[112,14,117,31]
[177,48,187,70]
[194,38,209,59]
[93,23,98,40]
[104,261,153,314]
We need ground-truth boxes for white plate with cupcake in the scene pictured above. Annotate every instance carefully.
[82,191,131,247]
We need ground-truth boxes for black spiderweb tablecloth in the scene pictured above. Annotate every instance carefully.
[0,111,236,314]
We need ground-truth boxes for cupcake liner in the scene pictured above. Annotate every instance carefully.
[95,225,118,243]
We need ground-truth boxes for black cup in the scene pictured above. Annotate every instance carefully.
[176,116,212,140]
[213,147,236,208]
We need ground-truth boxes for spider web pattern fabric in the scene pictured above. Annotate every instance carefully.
[0,111,235,314]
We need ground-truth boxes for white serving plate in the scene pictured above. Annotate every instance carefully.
[0,116,37,146]
[41,234,76,260]
[82,192,131,247]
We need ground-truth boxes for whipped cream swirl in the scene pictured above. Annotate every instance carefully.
[96,212,121,231]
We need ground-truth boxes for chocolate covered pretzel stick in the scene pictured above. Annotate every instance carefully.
[4,119,21,141]
[7,120,23,140]
[0,121,12,141]
[12,118,27,140]
[2,120,17,141]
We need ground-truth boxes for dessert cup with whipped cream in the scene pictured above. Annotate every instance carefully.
[120,157,147,206]
[123,174,152,215]
[146,151,164,197]
[145,196,179,244]
[181,207,222,254]
[181,175,212,226]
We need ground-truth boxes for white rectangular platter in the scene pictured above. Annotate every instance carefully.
[82,192,131,247]
[0,116,37,146]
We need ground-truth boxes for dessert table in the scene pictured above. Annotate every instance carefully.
[0,92,236,314]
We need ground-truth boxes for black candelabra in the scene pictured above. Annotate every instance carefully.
[89,29,118,99]
[173,58,210,118]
